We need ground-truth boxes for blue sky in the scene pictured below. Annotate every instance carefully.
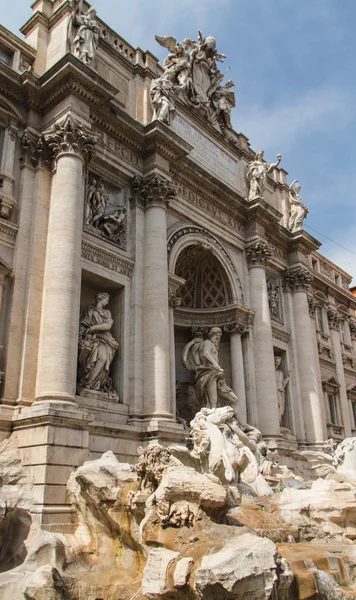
[1,0,356,281]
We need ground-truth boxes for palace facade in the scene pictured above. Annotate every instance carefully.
[0,0,356,528]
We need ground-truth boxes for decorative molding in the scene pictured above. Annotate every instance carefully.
[21,130,53,170]
[45,115,97,162]
[0,218,18,240]
[327,307,342,331]
[167,225,245,305]
[174,303,254,329]
[283,266,313,292]
[224,322,249,336]
[131,173,176,209]
[271,322,291,345]
[169,295,182,309]
[245,240,272,268]
[81,240,134,277]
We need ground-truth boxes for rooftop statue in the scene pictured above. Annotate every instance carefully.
[246,150,282,201]
[152,31,235,136]
[288,180,309,232]
[69,0,100,66]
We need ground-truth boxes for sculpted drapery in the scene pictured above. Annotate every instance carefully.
[78,292,119,398]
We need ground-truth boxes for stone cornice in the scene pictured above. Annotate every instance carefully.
[81,239,134,277]
[224,321,249,336]
[38,54,119,111]
[0,218,18,244]
[271,322,291,344]
[143,121,193,162]
[245,239,273,268]
[245,197,283,231]
[285,228,321,256]
[283,266,313,292]
[174,304,254,329]
[311,270,356,308]
[170,164,246,231]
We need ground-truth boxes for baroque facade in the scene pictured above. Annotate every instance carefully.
[0,0,355,530]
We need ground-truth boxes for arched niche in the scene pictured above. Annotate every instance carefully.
[167,224,244,306]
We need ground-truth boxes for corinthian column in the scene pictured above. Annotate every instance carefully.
[225,322,248,424]
[35,116,96,404]
[327,308,351,437]
[246,240,280,435]
[284,267,326,444]
[133,174,176,420]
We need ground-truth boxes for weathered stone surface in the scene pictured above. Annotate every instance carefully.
[194,532,277,600]
[23,565,64,600]
[142,548,180,598]
[24,531,66,571]
[174,557,193,588]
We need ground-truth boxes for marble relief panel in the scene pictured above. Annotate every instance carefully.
[84,173,127,250]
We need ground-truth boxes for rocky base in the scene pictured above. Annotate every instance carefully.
[1,438,356,599]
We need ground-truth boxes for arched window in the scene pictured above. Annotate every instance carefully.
[175,245,233,309]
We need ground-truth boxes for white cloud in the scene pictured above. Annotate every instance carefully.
[235,86,353,154]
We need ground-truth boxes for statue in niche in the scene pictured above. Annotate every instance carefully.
[152,31,234,136]
[246,150,282,201]
[69,0,100,66]
[288,180,308,233]
[275,357,290,426]
[78,292,119,398]
[85,177,127,247]
[267,280,281,321]
[182,327,239,419]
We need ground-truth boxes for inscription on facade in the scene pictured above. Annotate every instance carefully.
[175,182,242,232]
[172,116,238,189]
[100,132,142,168]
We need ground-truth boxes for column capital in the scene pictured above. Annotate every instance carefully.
[224,321,249,336]
[245,239,273,268]
[168,294,182,309]
[132,173,176,209]
[283,266,313,292]
[327,307,342,330]
[21,130,53,170]
[45,115,97,162]
[307,294,317,318]
[349,319,356,341]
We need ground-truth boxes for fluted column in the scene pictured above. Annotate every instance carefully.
[327,308,351,437]
[225,322,248,423]
[246,240,280,435]
[284,267,327,443]
[35,116,96,404]
[133,174,176,420]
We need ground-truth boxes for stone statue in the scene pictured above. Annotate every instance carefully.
[97,206,126,243]
[210,77,235,132]
[69,0,100,66]
[288,180,308,232]
[78,292,119,397]
[275,357,290,425]
[182,327,239,418]
[246,151,282,201]
[152,31,234,136]
[267,280,281,321]
[302,437,356,486]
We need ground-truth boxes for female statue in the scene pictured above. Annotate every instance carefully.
[78,292,119,397]
[70,1,100,66]
[288,180,308,232]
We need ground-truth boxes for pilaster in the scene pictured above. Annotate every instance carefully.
[327,307,351,437]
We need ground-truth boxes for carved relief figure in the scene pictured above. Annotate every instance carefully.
[275,357,290,425]
[152,31,234,136]
[246,151,282,201]
[78,292,119,397]
[182,327,239,418]
[267,280,281,321]
[288,180,308,232]
[85,177,127,247]
[69,0,100,66]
